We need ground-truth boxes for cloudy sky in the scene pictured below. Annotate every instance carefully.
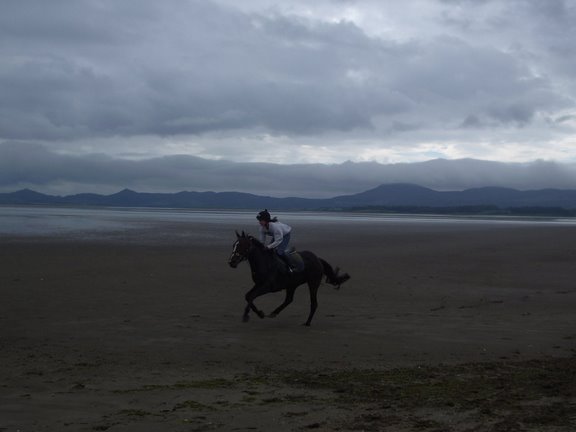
[2,0,576,196]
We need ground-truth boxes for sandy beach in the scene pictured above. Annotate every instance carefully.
[1,217,575,431]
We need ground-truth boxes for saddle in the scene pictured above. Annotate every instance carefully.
[274,251,305,274]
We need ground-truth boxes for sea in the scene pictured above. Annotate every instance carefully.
[2,205,576,244]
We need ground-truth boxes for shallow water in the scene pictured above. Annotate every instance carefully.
[0,206,250,235]
[1,205,575,241]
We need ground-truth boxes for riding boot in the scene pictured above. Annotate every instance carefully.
[278,253,294,273]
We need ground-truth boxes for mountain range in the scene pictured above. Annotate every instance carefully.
[3,184,576,212]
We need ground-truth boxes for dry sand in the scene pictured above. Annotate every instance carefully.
[1,218,575,431]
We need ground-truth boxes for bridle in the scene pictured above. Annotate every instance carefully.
[228,235,253,268]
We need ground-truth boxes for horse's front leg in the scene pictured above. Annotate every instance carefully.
[243,286,266,322]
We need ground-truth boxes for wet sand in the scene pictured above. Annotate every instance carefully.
[1,219,575,431]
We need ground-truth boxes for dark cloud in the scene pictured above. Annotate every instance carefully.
[487,104,535,126]
[0,0,388,139]
[0,0,569,144]
[461,115,484,129]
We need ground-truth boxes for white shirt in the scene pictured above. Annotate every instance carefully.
[259,221,292,249]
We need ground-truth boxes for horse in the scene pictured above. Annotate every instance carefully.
[228,231,350,326]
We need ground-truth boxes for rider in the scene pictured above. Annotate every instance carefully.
[256,209,294,273]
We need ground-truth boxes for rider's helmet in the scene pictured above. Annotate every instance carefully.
[256,209,271,222]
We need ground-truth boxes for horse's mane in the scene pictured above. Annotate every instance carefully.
[248,235,266,250]
[237,231,266,250]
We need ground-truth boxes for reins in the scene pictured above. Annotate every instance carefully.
[230,235,257,264]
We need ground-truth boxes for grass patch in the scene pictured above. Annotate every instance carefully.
[279,357,575,406]
[108,357,575,431]
[274,357,576,430]
[113,378,235,394]
[117,409,156,417]
[172,400,215,411]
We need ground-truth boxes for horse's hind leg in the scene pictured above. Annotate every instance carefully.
[242,304,251,322]
[243,287,266,322]
[304,281,320,326]
[269,286,296,318]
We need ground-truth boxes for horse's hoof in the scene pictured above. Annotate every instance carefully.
[257,311,265,319]
[242,316,249,323]
[268,312,278,319]
[303,322,311,327]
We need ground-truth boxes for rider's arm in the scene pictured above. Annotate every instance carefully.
[258,226,267,244]
[266,224,283,249]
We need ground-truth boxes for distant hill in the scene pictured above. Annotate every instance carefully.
[2,184,576,211]
[330,184,576,208]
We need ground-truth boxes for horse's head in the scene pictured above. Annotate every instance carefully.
[228,230,253,268]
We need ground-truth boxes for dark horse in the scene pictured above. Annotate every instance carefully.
[228,231,350,326]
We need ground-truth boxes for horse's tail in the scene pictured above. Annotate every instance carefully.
[319,258,350,290]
